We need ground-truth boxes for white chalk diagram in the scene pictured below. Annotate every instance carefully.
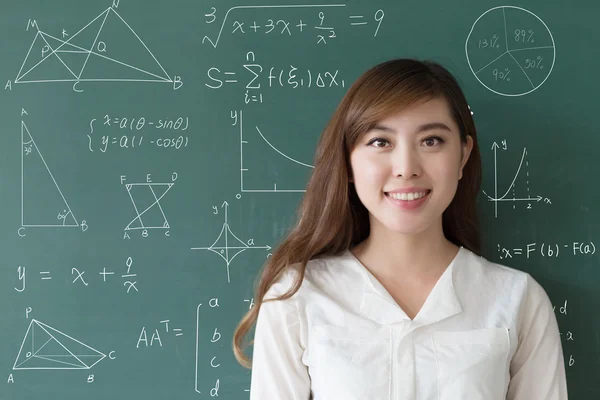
[124,181,174,232]
[202,3,346,48]
[15,4,174,86]
[238,110,314,193]
[21,120,80,228]
[465,6,555,96]
[481,143,550,218]
[13,319,106,370]
[191,201,271,283]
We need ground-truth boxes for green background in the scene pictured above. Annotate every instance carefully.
[0,0,595,398]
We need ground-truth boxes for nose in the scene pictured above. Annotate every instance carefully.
[391,144,422,178]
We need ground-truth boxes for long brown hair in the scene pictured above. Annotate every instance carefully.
[233,58,482,368]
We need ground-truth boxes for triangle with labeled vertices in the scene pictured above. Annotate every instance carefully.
[13,320,106,370]
[16,7,172,83]
[21,121,78,227]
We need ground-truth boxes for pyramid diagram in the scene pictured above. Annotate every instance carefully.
[124,182,174,231]
[21,121,79,228]
[13,319,106,370]
[15,6,172,84]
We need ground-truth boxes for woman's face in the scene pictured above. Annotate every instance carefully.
[349,97,473,236]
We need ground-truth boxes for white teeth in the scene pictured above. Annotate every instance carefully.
[387,191,428,201]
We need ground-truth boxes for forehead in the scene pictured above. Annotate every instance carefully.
[376,97,456,130]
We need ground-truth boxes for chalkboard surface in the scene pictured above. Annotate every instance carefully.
[0,0,596,398]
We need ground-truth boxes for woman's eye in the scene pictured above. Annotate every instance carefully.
[367,138,389,147]
[423,136,445,147]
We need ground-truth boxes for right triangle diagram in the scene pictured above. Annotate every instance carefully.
[16,6,172,83]
[21,121,78,227]
[13,320,106,370]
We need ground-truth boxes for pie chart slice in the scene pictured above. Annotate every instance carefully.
[475,52,534,96]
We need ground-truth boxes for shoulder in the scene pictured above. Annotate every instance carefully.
[456,247,553,325]
[464,248,549,292]
[457,247,532,290]
[264,252,356,301]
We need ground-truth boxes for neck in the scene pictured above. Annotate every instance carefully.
[351,219,459,283]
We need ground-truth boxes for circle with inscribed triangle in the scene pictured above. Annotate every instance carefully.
[465,6,555,96]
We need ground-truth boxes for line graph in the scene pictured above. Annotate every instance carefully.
[236,110,314,193]
[482,142,551,217]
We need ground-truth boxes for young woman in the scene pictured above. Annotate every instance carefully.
[234,59,568,399]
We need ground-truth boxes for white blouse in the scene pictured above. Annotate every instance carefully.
[249,246,568,400]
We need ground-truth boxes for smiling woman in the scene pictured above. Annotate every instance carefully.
[349,97,473,235]
[234,59,568,400]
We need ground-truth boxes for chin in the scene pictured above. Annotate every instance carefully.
[379,220,431,236]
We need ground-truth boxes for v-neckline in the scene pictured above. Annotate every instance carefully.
[344,246,464,322]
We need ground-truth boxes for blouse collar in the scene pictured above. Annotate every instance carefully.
[341,246,465,326]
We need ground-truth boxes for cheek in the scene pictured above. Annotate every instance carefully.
[433,158,461,193]
[352,157,388,188]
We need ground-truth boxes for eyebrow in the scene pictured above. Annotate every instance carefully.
[371,122,453,134]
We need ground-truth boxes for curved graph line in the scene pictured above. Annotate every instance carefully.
[207,247,248,266]
[481,147,527,201]
[226,248,248,266]
[202,4,346,48]
[207,222,250,265]
[125,184,173,230]
[255,127,314,168]
[226,225,251,250]
[209,223,227,249]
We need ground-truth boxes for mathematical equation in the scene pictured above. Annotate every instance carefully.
[497,241,595,259]
[87,134,189,152]
[86,115,190,152]
[206,51,345,103]
[91,115,190,132]
[203,6,385,48]
[14,257,141,293]
[137,319,183,348]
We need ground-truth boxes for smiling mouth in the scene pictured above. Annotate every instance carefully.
[385,189,432,201]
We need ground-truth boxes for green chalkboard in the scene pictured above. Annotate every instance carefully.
[0,0,596,398]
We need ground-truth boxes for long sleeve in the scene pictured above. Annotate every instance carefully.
[507,274,568,399]
[249,273,311,400]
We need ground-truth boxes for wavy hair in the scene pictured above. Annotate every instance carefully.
[233,58,482,367]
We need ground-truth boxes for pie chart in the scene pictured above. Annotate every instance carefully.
[465,6,555,96]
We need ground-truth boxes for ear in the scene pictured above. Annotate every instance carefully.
[458,135,474,180]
